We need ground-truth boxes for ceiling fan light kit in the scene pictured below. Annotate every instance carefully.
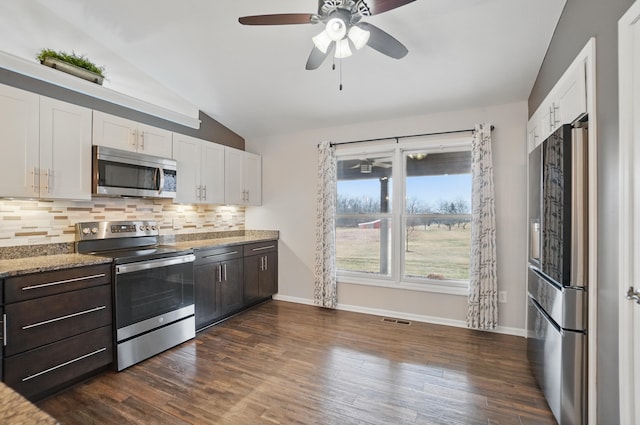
[238,0,415,70]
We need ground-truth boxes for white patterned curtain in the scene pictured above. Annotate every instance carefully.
[314,141,338,308]
[467,123,498,329]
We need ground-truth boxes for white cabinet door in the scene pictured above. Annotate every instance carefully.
[224,147,246,205]
[92,111,137,152]
[39,97,92,200]
[173,133,202,204]
[173,134,225,204]
[244,151,262,206]
[138,123,172,158]
[0,84,39,197]
[200,142,225,204]
[555,61,587,126]
[93,111,172,157]
[224,147,262,206]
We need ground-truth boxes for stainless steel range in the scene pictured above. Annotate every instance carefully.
[76,220,195,371]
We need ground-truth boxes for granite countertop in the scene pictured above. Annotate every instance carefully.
[166,234,279,251]
[0,382,58,424]
[0,254,112,279]
[0,231,278,278]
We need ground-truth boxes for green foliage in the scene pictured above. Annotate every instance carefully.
[37,48,106,77]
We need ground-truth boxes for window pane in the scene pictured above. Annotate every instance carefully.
[336,154,393,276]
[404,151,471,281]
[336,216,391,275]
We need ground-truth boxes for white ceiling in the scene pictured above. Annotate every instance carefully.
[0,0,566,139]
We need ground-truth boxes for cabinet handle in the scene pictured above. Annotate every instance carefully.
[2,313,6,347]
[252,245,275,252]
[22,305,107,330]
[217,264,222,283]
[223,263,228,281]
[260,256,264,271]
[202,251,238,259]
[139,131,145,150]
[41,169,52,194]
[21,273,106,291]
[48,169,53,193]
[132,129,138,150]
[21,347,107,382]
[31,167,39,193]
[203,185,207,201]
[264,255,268,271]
[553,103,560,125]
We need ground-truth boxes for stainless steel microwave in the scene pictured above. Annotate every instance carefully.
[92,145,177,198]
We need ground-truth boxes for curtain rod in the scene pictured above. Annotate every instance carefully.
[328,125,495,148]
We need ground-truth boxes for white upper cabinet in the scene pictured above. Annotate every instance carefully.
[40,96,92,200]
[529,51,588,149]
[92,111,172,158]
[0,84,39,197]
[224,147,262,206]
[0,83,91,199]
[172,133,224,204]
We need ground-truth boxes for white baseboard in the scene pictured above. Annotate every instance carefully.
[272,294,525,337]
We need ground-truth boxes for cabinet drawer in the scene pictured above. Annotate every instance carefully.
[5,264,111,303]
[5,284,112,356]
[4,325,113,400]
[196,246,243,265]
[243,241,277,256]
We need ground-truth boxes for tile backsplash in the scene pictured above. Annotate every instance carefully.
[0,198,245,248]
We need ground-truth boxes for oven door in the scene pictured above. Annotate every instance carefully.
[114,254,195,342]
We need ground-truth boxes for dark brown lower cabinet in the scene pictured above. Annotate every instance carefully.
[1,264,113,401]
[194,247,244,331]
[243,241,278,305]
[4,326,113,400]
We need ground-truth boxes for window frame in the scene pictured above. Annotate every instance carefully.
[335,135,472,296]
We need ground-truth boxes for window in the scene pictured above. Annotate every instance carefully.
[335,138,472,290]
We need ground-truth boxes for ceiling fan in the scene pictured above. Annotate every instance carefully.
[238,0,415,70]
[350,158,392,173]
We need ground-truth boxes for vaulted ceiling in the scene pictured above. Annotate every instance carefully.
[0,0,566,139]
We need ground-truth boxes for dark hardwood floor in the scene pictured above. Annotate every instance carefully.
[38,300,556,425]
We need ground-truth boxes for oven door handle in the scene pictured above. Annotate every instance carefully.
[116,254,196,275]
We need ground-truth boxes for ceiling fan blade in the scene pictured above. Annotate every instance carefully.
[239,13,315,25]
[306,45,332,70]
[362,0,416,15]
[358,22,408,59]
[372,161,392,168]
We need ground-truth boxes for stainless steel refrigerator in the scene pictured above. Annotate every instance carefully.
[527,123,588,425]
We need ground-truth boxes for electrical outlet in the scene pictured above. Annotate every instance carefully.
[499,291,507,304]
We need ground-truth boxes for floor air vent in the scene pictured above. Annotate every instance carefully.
[381,317,412,326]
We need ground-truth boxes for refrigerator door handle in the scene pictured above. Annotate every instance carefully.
[570,126,588,287]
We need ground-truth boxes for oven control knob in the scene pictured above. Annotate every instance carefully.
[145,225,151,231]
[91,227,98,234]
[82,227,90,235]
[151,225,157,231]
[139,225,145,231]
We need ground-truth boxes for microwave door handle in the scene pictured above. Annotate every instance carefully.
[157,167,165,194]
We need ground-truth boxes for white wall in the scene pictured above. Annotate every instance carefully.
[246,101,528,334]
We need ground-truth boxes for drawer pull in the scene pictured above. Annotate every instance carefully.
[203,251,238,259]
[22,306,107,330]
[21,347,107,382]
[252,245,275,252]
[21,273,107,291]
[2,314,6,347]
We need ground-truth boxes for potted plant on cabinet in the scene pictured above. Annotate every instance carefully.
[36,49,106,85]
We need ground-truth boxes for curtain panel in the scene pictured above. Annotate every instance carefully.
[467,123,498,329]
[314,141,338,308]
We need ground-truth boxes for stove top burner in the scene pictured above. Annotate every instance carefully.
[88,246,189,264]
[75,220,192,263]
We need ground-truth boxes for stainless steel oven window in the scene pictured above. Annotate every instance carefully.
[114,259,194,331]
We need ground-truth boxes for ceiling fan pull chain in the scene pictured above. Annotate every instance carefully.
[339,57,343,91]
